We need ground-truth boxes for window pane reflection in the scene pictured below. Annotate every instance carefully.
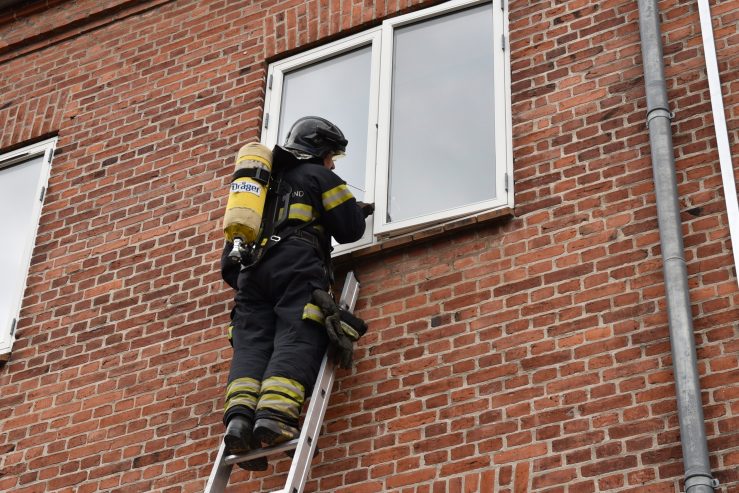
[388,4,495,223]
[278,46,372,201]
[0,156,43,335]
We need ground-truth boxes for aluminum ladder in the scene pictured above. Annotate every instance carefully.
[204,271,361,493]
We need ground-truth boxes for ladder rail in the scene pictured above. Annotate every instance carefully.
[204,441,233,492]
[282,272,359,493]
[281,353,336,493]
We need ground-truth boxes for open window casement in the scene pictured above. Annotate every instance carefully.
[262,29,382,253]
[0,137,56,358]
[262,0,512,255]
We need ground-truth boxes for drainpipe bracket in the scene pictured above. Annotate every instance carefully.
[646,107,674,128]
[685,474,719,491]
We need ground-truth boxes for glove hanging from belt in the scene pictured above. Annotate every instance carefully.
[311,289,368,369]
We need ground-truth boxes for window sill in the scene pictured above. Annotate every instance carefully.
[335,206,514,262]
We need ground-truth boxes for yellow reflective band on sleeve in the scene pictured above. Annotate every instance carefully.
[288,203,315,222]
[227,324,233,341]
[302,303,325,324]
[322,184,353,211]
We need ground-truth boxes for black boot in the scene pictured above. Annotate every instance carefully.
[238,432,268,472]
[224,415,268,471]
[224,415,252,455]
[237,455,268,472]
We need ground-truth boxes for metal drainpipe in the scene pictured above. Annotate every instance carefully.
[636,1,718,492]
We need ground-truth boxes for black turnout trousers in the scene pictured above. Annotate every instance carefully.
[225,237,329,425]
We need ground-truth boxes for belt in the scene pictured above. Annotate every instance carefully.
[280,227,330,264]
[286,228,321,249]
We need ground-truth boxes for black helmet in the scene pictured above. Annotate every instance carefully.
[283,116,348,159]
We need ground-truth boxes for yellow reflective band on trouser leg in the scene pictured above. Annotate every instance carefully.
[321,183,353,211]
[256,376,305,421]
[224,377,261,414]
[302,302,325,324]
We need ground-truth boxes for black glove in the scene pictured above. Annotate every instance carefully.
[312,289,368,369]
[356,201,375,218]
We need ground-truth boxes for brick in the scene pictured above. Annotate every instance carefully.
[609,418,666,439]
[582,455,638,476]
[552,431,606,452]
[494,443,548,464]
[521,350,573,370]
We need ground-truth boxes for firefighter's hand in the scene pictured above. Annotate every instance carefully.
[329,310,369,369]
[356,201,375,218]
[312,289,339,317]
[312,289,368,369]
[324,313,356,369]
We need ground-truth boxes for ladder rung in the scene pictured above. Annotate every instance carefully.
[223,438,300,465]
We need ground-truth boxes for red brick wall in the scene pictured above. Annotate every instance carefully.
[0,0,737,492]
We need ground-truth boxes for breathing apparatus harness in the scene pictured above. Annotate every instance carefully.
[227,114,348,274]
[238,147,332,274]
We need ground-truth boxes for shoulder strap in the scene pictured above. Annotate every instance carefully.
[232,167,270,185]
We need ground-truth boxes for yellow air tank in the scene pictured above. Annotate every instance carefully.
[223,143,272,259]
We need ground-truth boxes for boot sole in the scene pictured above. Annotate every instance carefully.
[224,433,250,455]
[253,425,282,446]
[253,419,298,446]
[237,457,268,471]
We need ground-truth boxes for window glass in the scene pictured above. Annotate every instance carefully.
[0,155,45,347]
[387,3,495,223]
[277,46,373,201]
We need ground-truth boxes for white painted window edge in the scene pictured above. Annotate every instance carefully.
[697,0,739,287]
[0,137,57,358]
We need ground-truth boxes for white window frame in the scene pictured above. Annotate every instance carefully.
[262,0,512,254]
[262,29,382,252]
[0,137,56,357]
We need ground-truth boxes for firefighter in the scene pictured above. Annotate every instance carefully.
[220,116,373,469]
